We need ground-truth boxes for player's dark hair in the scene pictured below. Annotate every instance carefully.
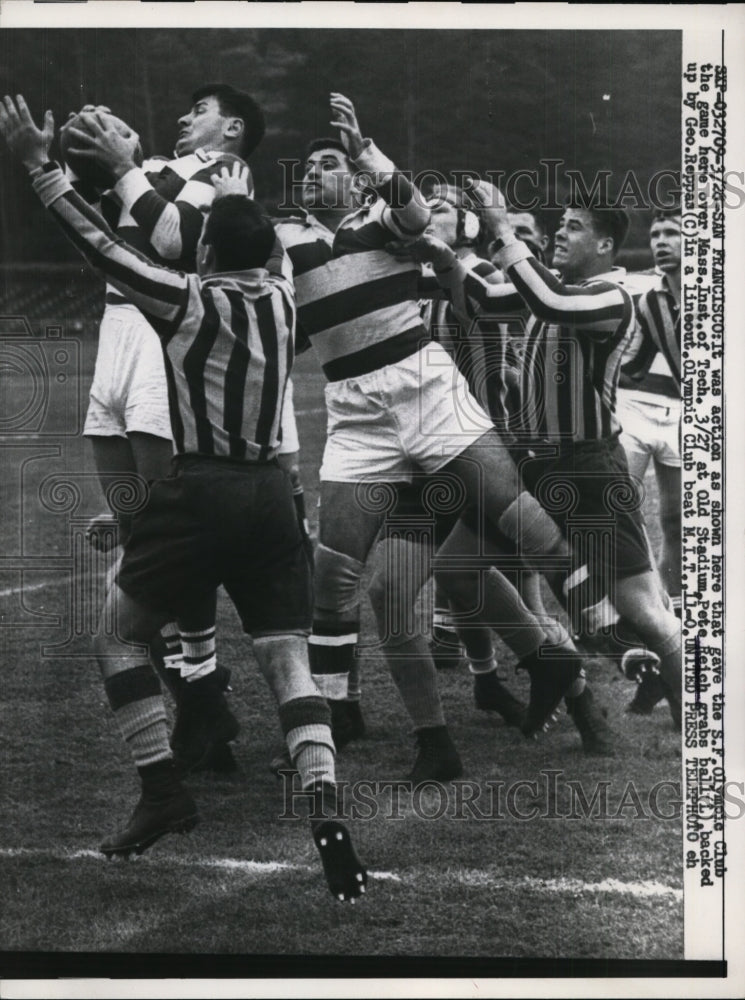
[192,83,266,158]
[652,204,682,222]
[203,195,276,271]
[305,137,350,160]
[565,201,630,256]
[507,207,548,237]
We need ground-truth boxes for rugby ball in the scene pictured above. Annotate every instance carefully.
[59,111,144,191]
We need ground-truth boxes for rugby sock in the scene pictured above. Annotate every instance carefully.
[103,664,171,768]
[308,624,357,701]
[309,545,365,702]
[160,622,184,671]
[432,580,460,647]
[581,595,620,634]
[468,652,500,675]
[180,625,217,682]
[279,696,336,789]
[346,656,362,703]
[387,640,447,729]
[562,567,603,636]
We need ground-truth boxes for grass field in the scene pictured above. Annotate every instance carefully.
[0,306,684,967]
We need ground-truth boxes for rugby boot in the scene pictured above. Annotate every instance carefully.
[519,647,582,739]
[310,782,367,902]
[409,725,463,783]
[473,670,527,728]
[100,759,199,858]
[330,699,366,750]
[171,670,240,773]
[565,685,616,756]
[625,659,667,715]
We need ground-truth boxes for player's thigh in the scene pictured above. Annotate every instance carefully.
[439,430,521,514]
[623,446,651,486]
[318,480,387,562]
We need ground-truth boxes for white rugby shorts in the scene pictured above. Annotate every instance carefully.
[319,341,493,482]
[617,388,681,469]
[84,304,172,440]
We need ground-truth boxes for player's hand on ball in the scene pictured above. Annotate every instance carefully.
[462,176,511,237]
[211,162,251,200]
[329,93,365,159]
[400,234,457,271]
[0,95,54,170]
[64,110,141,181]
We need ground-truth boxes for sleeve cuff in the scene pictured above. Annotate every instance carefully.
[32,167,73,207]
[113,166,153,208]
[495,237,533,271]
[353,139,397,178]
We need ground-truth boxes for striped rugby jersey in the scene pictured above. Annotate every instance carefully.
[35,167,292,461]
[438,239,635,445]
[99,149,252,302]
[619,272,681,394]
[420,255,522,441]
[275,141,430,382]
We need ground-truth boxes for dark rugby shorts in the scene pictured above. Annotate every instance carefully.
[514,436,652,580]
[117,455,312,636]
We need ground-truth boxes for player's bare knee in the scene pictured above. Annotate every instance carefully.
[313,543,364,619]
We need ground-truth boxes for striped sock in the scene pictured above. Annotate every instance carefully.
[308,622,357,701]
[279,696,336,789]
[180,625,217,682]
[103,664,171,768]
[160,622,184,671]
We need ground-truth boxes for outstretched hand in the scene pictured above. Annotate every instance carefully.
[0,95,54,170]
[64,110,141,181]
[211,162,252,200]
[388,234,457,270]
[329,93,365,159]
[462,176,511,239]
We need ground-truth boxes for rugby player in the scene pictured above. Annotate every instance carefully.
[387,186,615,755]
[0,96,366,901]
[62,84,267,769]
[617,207,682,712]
[276,95,587,775]
[430,178,682,729]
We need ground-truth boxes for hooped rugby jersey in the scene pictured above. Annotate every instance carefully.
[35,167,292,462]
[97,148,252,302]
[619,271,681,394]
[419,255,522,441]
[438,239,635,445]
[275,141,430,382]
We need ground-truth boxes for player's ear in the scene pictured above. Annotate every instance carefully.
[597,234,614,257]
[224,116,243,143]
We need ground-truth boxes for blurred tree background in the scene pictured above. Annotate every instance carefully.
[0,28,680,264]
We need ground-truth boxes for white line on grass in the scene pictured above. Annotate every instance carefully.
[0,847,679,899]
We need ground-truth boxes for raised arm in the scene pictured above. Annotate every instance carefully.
[464,179,632,335]
[0,97,192,331]
[404,233,525,324]
[330,92,430,238]
[65,111,252,262]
